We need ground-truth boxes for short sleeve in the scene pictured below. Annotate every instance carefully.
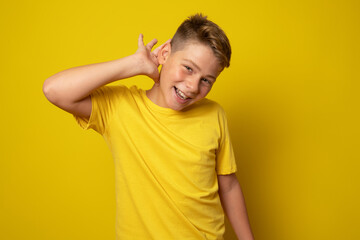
[73,85,127,135]
[216,107,237,175]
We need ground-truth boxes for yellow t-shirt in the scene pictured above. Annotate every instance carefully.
[74,85,237,240]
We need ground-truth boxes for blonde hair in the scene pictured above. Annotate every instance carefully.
[171,13,231,70]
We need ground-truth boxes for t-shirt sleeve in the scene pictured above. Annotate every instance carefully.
[216,107,238,175]
[73,85,127,135]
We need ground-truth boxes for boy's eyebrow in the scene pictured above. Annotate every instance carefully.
[184,59,217,81]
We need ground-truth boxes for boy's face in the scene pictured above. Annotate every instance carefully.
[150,41,222,111]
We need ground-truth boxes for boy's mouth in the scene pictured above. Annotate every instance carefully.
[174,87,190,100]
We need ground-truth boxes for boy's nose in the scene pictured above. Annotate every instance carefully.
[185,77,200,95]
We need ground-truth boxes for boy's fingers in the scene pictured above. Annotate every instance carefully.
[146,38,158,50]
[138,33,144,48]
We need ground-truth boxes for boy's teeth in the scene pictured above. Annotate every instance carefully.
[176,88,187,99]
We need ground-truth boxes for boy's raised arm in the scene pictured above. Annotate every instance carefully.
[43,34,168,118]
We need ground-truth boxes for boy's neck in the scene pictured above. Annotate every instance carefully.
[146,84,164,107]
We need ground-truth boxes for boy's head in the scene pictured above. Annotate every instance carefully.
[148,14,232,111]
[170,13,231,71]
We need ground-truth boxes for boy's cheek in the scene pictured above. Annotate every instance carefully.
[175,68,186,81]
[162,67,183,83]
[200,85,213,98]
[166,70,185,85]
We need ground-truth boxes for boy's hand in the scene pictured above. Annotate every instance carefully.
[135,34,170,82]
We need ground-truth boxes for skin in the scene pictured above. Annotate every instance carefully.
[218,173,255,240]
[43,34,254,239]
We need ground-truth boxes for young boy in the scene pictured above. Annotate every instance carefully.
[43,14,254,240]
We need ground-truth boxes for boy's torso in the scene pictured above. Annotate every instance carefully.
[75,85,235,239]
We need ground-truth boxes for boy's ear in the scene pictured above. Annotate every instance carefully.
[158,42,171,64]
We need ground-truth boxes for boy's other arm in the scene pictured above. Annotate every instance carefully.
[43,34,168,118]
[218,173,255,240]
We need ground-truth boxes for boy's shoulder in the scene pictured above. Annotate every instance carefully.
[197,97,222,109]
[95,84,138,97]
[189,97,226,117]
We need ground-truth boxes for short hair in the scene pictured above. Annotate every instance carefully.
[171,13,231,70]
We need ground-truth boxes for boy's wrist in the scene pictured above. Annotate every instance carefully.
[131,52,147,76]
[110,54,144,80]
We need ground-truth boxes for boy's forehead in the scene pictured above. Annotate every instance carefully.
[171,42,222,75]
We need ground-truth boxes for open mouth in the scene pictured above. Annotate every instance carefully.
[174,87,190,100]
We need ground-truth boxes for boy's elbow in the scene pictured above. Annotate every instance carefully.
[43,77,67,107]
[42,77,88,116]
[43,78,59,104]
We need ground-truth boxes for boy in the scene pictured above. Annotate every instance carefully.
[43,14,254,240]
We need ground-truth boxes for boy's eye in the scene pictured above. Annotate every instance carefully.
[201,78,212,85]
[184,66,193,72]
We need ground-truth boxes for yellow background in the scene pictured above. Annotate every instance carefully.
[1,0,359,239]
